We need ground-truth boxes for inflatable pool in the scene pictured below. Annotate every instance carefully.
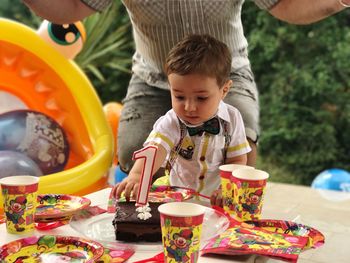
[0,18,114,209]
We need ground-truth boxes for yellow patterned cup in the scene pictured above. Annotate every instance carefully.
[158,202,206,263]
[0,175,39,234]
[226,169,269,221]
[219,164,254,217]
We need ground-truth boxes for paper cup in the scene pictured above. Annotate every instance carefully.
[158,202,206,263]
[219,164,254,216]
[229,169,269,221]
[0,175,39,234]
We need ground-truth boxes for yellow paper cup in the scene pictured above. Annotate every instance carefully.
[158,202,206,263]
[230,169,269,221]
[0,175,39,234]
[219,164,254,216]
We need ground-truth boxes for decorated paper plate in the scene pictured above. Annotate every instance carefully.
[244,219,325,249]
[96,247,134,263]
[118,186,194,203]
[108,186,197,213]
[0,235,104,262]
[35,215,72,223]
[35,194,91,221]
[70,205,229,251]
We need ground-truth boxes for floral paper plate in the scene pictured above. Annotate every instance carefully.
[35,194,91,221]
[108,186,196,213]
[243,219,325,249]
[0,235,104,262]
[96,247,134,263]
[118,186,194,203]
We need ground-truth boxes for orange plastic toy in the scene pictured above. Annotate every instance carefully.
[103,102,123,165]
[0,18,114,209]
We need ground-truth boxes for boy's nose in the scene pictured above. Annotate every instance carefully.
[184,101,196,112]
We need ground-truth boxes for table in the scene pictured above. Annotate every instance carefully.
[1,182,350,262]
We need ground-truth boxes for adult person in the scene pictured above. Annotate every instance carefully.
[22,0,350,175]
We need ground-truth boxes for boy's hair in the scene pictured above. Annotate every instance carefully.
[165,34,232,87]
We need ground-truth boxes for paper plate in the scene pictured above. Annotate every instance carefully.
[96,247,134,263]
[118,186,194,203]
[108,186,196,213]
[0,235,104,262]
[244,219,325,249]
[70,205,229,251]
[35,194,91,221]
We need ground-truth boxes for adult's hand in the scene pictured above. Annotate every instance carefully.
[22,0,96,24]
[339,0,350,7]
[269,0,348,25]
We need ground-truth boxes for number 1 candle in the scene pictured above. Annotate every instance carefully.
[133,145,158,206]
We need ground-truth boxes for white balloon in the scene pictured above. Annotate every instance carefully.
[0,91,27,114]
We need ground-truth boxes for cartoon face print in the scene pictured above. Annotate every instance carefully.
[173,229,193,249]
[241,189,263,214]
[166,229,194,262]
[5,196,27,227]
[178,137,194,160]
[10,197,27,213]
[249,189,263,205]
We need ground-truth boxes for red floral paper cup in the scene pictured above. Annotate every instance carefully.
[228,169,269,222]
[219,164,254,179]
[158,202,205,263]
[219,164,254,217]
[0,175,39,234]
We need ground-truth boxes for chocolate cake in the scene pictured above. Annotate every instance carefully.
[112,201,162,242]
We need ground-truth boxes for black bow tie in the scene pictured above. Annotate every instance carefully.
[187,117,220,136]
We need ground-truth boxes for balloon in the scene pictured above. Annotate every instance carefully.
[311,168,350,191]
[0,150,43,179]
[114,165,128,183]
[0,110,69,175]
[311,168,350,201]
[103,102,123,165]
[0,91,27,115]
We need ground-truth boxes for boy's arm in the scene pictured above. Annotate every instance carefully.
[211,154,248,206]
[22,0,99,24]
[225,154,248,165]
[114,144,168,200]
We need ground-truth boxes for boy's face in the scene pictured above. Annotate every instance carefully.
[169,73,231,125]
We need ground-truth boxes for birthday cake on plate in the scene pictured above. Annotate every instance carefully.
[111,186,194,242]
[112,201,162,242]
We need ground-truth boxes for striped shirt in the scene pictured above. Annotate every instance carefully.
[145,101,251,198]
[81,0,112,11]
[82,0,280,89]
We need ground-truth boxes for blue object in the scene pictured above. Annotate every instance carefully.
[0,150,43,179]
[311,168,350,192]
[115,165,128,183]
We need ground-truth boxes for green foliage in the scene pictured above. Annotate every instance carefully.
[75,1,133,103]
[0,0,40,26]
[242,3,350,184]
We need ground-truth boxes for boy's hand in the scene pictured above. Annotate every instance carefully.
[113,174,140,201]
[210,189,223,207]
[111,145,167,202]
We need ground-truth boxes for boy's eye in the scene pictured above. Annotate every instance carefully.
[175,96,185,100]
[197,97,208,101]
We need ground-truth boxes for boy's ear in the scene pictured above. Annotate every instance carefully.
[221,79,232,99]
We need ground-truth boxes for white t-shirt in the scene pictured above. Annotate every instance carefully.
[145,101,251,198]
